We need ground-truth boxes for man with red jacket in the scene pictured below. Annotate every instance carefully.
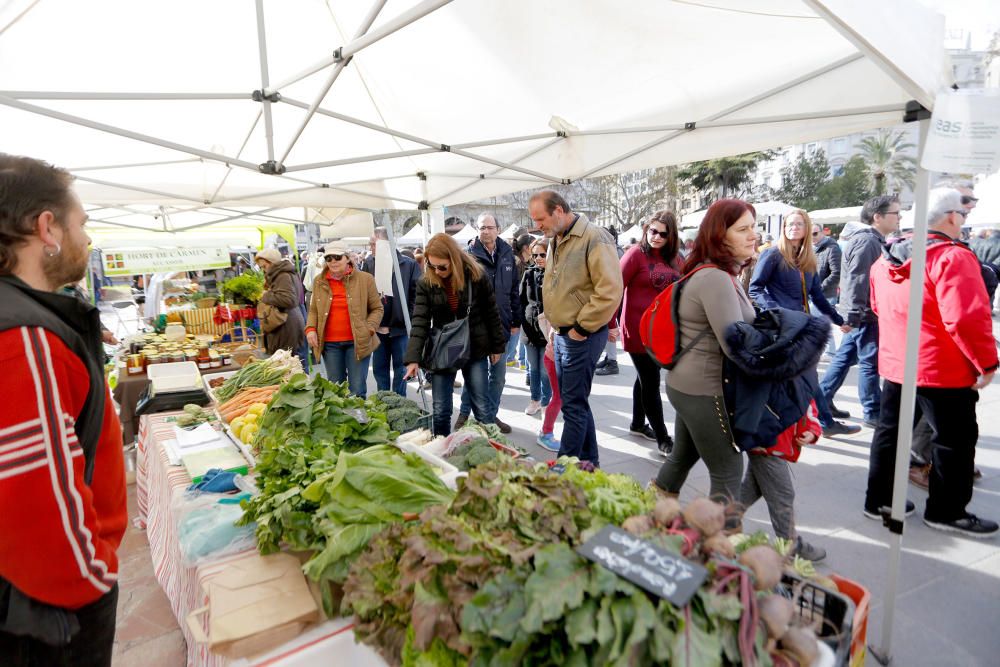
[0,154,128,665]
[865,188,998,538]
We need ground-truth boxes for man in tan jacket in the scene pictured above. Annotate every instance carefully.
[529,190,623,465]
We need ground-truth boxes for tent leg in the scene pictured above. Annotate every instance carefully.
[869,111,932,666]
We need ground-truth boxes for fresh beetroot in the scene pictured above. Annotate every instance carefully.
[739,545,785,591]
[622,514,654,535]
[758,594,794,640]
[652,496,682,527]
[702,533,736,559]
[682,497,726,537]
[779,626,820,666]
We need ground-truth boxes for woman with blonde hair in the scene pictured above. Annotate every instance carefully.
[748,209,856,436]
[403,233,506,435]
[749,209,844,324]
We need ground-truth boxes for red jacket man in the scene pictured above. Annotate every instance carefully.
[0,155,127,666]
[864,188,998,538]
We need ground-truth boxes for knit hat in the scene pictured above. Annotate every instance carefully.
[254,248,282,265]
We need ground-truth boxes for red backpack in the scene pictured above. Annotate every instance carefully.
[639,264,717,369]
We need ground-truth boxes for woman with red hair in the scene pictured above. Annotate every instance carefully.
[652,199,758,502]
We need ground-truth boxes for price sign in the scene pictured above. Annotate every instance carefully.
[576,525,708,607]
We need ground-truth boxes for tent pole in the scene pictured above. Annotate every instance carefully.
[73,175,206,204]
[420,175,430,247]
[277,0,388,165]
[382,214,412,335]
[423,172,549,183]
[254,0,276,163]
[266,0,454,93]
[284,147,440,172]
[699,104,905,128]
[448,132,561,150]
[869,111,931,666]
[209,110,263,203]
[0,91,247,100]
[430,137,564,205]
[0,94,259,171]
[71,158,201,172]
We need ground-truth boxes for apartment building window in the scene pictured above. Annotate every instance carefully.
[832,138,846,154]
[831,160,845,177]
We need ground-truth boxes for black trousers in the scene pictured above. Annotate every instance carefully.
[628,352,670,442]
[866,380,978,522]
[0,585,118,667]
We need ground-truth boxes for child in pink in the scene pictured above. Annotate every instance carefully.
[536,313,562,451]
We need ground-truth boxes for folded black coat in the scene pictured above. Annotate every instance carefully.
[722,308,830,451]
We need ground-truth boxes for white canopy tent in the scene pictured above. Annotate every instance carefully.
[1,1,954,661]
[450,224,478,243]
[681,210,706,229]
[619,223,643,243]
[809,205,864,226]
[396,222,426,247]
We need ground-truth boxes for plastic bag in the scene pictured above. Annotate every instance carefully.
[175,491,256,567]
[440,430,482,458]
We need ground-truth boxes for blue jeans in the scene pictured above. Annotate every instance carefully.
[818,321,881,425]
[431,357,490,436]
[372,333,408,396]
[459,343,508,422]
[517,337,527,366]
[554,327,607,465]
[504,334,519,363]
[322,341,371,398]
[524,341,552,404]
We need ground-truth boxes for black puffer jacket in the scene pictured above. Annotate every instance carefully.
[814,235,842,299]
[519,265,546,347]
[722,308,830,451]
[403,267,507,366]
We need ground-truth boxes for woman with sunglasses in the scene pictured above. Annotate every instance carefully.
[619,211,682,456]
[519,238,553,418]
[305,241,383,398]
[403,233,506,435]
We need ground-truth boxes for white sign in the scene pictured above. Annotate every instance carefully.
[102,247,231,276]
[373,239,394,296]
[921,89,1000,174]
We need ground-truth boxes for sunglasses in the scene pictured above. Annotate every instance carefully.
[532,252,547,258]
[949,209,969,218]
[961,195,978,205]
[647,228,670,239]
[811,232,821,237]
[325,253,345,262]
[427,260,450,273]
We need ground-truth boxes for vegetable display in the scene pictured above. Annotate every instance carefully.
[174,403,214,429]
[340,459,830,666]
[221,271,265,304]
[239,374,453,615]
[555,457,656,525]
[214,349,302,403]
[368,390,428,433]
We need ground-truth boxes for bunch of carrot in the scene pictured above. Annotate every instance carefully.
[218,385,278,423]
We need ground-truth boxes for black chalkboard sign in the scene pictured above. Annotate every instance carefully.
[576,525,708,607]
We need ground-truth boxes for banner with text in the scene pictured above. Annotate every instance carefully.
[102,247,231,276]
[921,90,1000,175]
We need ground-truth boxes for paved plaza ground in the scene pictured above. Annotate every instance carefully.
[108,303,1000,666]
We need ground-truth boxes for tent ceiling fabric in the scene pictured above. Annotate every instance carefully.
[0,0,950,214]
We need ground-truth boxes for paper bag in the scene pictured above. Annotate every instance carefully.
[186,552,319,659]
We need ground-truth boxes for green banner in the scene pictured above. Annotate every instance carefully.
[102,247,230,276]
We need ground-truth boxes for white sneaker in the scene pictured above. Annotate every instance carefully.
[525,400,541,416]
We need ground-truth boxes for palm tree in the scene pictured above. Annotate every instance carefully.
[855,129,917,195]
[676,151,776,204]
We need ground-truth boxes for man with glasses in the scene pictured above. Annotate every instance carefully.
[817,194,901,437]
[454,213,520,433]
[865,188,997,537]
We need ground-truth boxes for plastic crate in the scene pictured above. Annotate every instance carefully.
[778,573,854,666]
[830,574,870,667]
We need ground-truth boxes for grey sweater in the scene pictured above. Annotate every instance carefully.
[666,266,757,396]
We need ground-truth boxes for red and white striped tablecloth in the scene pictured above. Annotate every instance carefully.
[136,414,386,667]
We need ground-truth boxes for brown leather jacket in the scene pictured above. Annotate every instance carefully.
[307,267,383,360]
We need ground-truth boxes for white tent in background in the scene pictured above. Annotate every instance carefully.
[396,223,425,247]
[619,223,643,244]
[964,170,1000,229]
[752,200,796,216]
[499,225,519,240]
[450,224,478,243]
[809,205,864,226]
[681,209,706,228]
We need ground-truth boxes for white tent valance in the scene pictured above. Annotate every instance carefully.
[397,223,425,246]
[808,205,863,225]
[451,224,478,243]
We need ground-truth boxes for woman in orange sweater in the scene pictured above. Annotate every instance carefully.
[306,241,383,397]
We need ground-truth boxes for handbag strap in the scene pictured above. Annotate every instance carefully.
[464,276,473,317]
[800,271,810,314]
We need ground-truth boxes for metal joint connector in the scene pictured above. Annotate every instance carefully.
[252,90,281,103]
[258,160,286,175]
[903,100,931,123]
[417,200,429,211]
[684,122,696,131]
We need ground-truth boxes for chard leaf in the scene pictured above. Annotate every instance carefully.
[520,545,589,633]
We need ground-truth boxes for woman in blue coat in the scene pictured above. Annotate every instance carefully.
[749,209,855,437]
[749,209,847,326]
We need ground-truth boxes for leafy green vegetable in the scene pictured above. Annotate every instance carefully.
[221,271,264,304]
[444,437,498,471]
[554,457,656,525]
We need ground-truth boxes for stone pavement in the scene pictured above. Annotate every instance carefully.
[104,302,1000,665]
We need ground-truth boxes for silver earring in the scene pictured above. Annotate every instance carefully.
[44,242,61,258]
